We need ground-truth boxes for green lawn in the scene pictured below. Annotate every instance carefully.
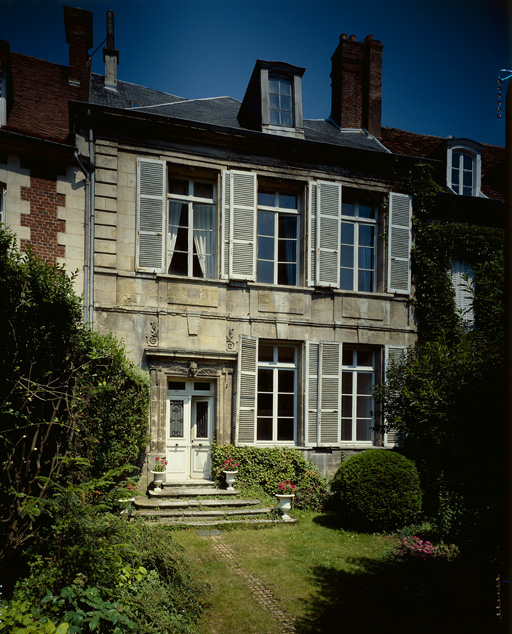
[174,512,501,634]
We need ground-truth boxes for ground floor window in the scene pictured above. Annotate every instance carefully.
[257,343,296,442]
[341,347,375,442]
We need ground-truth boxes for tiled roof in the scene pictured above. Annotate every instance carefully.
[6,53,85,144]
[90,75,387,153]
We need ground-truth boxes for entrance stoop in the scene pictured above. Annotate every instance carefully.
[132,480,297,526]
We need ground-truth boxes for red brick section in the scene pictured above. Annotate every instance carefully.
[20,168,66,264]
[7,53,87,143]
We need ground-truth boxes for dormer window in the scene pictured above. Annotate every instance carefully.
[238,60,305,138]
[269,75,293,127]
[446,139,483,197]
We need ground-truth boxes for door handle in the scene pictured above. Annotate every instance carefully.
[175,443,179,447]
[199,443,203,447]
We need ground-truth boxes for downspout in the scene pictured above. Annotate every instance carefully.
[74,148,90,324]
[87,109,95,326]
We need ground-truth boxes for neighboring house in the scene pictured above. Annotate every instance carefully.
[0,8,505,479]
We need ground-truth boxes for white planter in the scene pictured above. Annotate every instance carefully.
[151,470,165,490]
[223,470,238,492]
[275,493,295,520]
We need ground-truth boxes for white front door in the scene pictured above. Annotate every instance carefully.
[166,380,213,480]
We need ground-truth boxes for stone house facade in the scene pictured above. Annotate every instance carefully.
[0,8,505,479]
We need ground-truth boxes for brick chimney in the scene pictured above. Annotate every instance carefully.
[63,6,93,88]
[103,10,119,89]
[330,34,383,138]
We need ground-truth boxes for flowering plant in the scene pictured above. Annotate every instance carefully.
[277,481,296,495]
[399,535,458,561]
[223,458,238,472]
[153,456,167,472]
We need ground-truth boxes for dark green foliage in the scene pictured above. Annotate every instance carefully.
[211,442,327,511]
[72,332,150,478]
[329,450,422,532]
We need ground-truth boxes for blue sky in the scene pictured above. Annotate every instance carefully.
[1,0,510,146]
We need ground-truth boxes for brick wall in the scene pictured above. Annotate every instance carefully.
[20,167,66,264]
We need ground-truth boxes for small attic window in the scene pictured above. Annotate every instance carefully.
[269,75,293,127]
[238,60,305,138]
[446,139,483,197]
[130,101,143,108]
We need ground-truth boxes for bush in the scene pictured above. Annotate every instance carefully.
[329,450,422,532]
[211,443,328,511]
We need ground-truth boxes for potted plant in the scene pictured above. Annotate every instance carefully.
[222,458,238,492]
[275,481,295,520]
[151,456,167,490]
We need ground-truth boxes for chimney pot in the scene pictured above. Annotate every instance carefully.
[103,10,119,89]
[365,34,374,42]
[348,34,356,41]
[63,6,93,88]
[340,33,347,40]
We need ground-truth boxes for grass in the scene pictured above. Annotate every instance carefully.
[173,511,502,634]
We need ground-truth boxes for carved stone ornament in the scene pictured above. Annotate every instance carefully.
[188,361,198,377]
[196,367,218,376]
[167,365,188,376]
[226,327,235,351]
[147,320,159,347]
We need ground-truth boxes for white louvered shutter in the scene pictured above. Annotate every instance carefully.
[305,342,320,445]
[136,158,166,272]
[384,345,407,447]
[451,261,475,326]
[307,183,318,286]
[222,170,256,281]
[387,192,412,294]
[319,342,342,444]
[316,181,342,287]
[236,335,258,444]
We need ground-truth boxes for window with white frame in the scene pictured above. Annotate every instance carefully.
[269,75,293,127]
[447,141,482,197]
[451,260,475,327]
[0,183,5,224]
[168,177,216,278]
[340,200,377,292]
[341,347,375,443]
[256,343,296,442]
[257,190,299,285]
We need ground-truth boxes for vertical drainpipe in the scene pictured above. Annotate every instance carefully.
[74,149,90,324]
[88,109,95,326]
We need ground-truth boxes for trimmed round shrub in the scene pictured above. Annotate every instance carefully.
[330,450,422,532]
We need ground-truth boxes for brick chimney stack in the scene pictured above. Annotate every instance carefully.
[103,10,119,89]
[63,6,93,88]
[330,33,383,138]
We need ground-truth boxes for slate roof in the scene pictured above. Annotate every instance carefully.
[89,74,388,153]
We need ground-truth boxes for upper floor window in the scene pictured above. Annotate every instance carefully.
[168,177,216,279]
[257,189,299,285]
[340,200,377,292]
[269,76,293,127]
[446,139,482,197]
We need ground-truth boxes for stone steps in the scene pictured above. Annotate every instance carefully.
[132,479,297,526]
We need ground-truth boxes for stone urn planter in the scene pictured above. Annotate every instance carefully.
[151,470,165,490]
[275,493,295,520]
[223,470,238,492]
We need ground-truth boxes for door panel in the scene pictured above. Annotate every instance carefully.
[190,398,212,479]
[166,397,190,479]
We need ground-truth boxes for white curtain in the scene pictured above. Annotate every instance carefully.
[168,201,182,267]
[193,204,215,279]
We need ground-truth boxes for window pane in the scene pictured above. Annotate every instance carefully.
[341,419,352,440]
[343,349,354,366]
[451,168,459,186]
[280,79,292,96]
[358,270,373,292]
[169,382,186,391]
[270,110,280,125]
[358,373,373,394]
[258,392,273,416]
[359,225,374,247]
[342,395,353,415]
[258,192,275,207]
[258,211,275,236]
[258,367,273,389]
[269,93,280,110]
[342,372,352,393]
[341,222,354,244]
[280,194,297,209]
[356,420,372,441]
[277,418,294,441]
[463,154,473,170]
[358,204,375,220]
[196,401,208,438]
[258,346,274,362]
[357,396,372,418]
[341,245,354,268]
[170,400,184,437]
[359,246,373,269]
[278,239,297,262]
[281,95,292,113]
[340,268,354,291]
[278,368,295,391]
[169,178,188,196]
[278,394,294,416]
[463,170,472,187]
[357,350,373,367]
[342,202,355,217]
[257,418,273,440]
[169,250,188,275]
[279,214,297,239]
[194,181,214,199]
[194,382,211,391]
[280,112,292,127]
[257,236,274,260]
[269,78,279,93]
[278,262,296,285]
[278,347,295,363]
[257,259,274,283]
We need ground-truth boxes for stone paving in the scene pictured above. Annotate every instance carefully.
[202,533,298,633]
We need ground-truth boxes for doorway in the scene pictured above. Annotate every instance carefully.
[166,380,214,480]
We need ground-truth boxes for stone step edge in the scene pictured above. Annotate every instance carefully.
[135,498,261,509]
[149,488,237,497]
[146,518,298,526]
[134,507,272,518]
